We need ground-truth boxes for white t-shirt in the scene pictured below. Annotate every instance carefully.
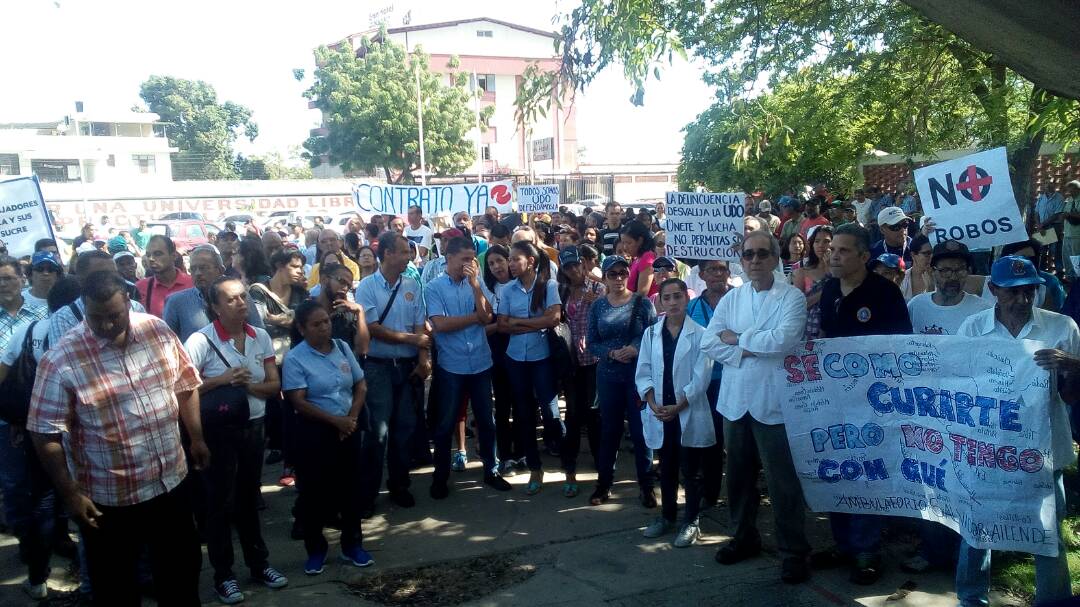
[906,292,993,335]
[852,199,873,225]
[2,318,50,365]
[184,323,275,420]
[21,288,46,309]
[404,224,434,256]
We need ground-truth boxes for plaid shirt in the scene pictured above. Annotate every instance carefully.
[565,278,605,366]
[0,299,47,353]
[28,312,202,507]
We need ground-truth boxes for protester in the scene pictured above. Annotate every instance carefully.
[850,189,872,226]
[1033,182,1064,273]
[869,207,913,266]
[357,245,378,280]
[48,251,146,345]
[404,205,434,261]
[756,200,780,233]
[114,250,140,284]
[162,245,265,343]
[816,223,912,584]
[421,228,465,285]
[797,197,830,240]
[137,235,193,317]
[599,202,624,256]
[790,225,832,339]
[1060,180,1080,280]
[900,234,935,299]
[425,236,512,498]
[907,241,992,335]
[29,271,208,606]
[23,251,61,308]
[356,232,430,511]
[282,300,373,575]
[310,263,369,355]
[587,255,657,506]
[995,239,1066,313]
[236,237,273,286]
[780,233,807,276]
[620,221,657,295]
[480,244,520,475]
[637,278,715,547]
[556,247,604,497]
[307,230,361,288]
[869,253,905,287]
[700,230,811,583]
[184,277,287,603]
[648,256,693,310]
[496,241,564,495]
[218,230,242,278]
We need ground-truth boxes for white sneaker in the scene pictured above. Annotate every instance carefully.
[642,516,674,538]
[673,522,700,547]
[24,581,47,600]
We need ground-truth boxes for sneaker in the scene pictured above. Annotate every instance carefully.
[214,578,244,604]
[253,566,288,589]
[278,469,296,487]
[900,554,931,574]
[484,473,512,492]
[340,546,375,568]
[642,516,674,539]
[497,459,517,477]
[24,581,47,601]
[304,553,326,576]
[673,522,700,547]
[451,450,468,471]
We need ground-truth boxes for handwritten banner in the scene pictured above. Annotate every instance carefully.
[517,184,560,214]
[0,177,59,258]
[662,191,745,260]
[914,147,1026,250]
[352,180,515,217]
[781,335,1058,556]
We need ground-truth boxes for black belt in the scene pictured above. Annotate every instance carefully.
[366,356,418,366]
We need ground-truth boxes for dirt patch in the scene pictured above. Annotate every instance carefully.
[346,552,537,606]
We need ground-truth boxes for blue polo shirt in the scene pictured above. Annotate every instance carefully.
[426,274,491,375]
[356,269,426,359]
[496,275,560,362]
[162,287,265,343]
[282,338,364,416]
[687,293,723,381]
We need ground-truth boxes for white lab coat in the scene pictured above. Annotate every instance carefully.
[635,317,716,449]
[700,280,807,425]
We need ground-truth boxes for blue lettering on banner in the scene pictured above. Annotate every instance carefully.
[352,181,514,217]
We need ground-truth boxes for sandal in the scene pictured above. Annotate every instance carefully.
[589,487,611,506]
[563,482,579,498]
[526,480,543,496]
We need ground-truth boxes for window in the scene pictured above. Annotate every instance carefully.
[31,159,80,183]
[132,154,156,174]
[476,30,493,38]
[0,154,19,176]
[106,154,115,167]
[481,145,492,161]
[91,122,114,136]
[186,224,205,238]
[476,74,495,93]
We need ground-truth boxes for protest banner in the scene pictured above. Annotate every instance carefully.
[781,334,1059,556]
[662,191,745,261]
[352,180,515,217]
[517,184,559,214]
[0,176,58,258]
[914,147,1026,250]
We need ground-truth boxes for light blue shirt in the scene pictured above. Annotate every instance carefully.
[421,256,447,285]
[900,195,917,215]
[281,338,364,416]
[162,287,265,343]
[1035,192,1064,225]
[496,275,560,362]
[426,274,491,375]
[356,269,426,359]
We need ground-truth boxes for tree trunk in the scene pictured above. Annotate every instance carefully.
[1008,87,1051,215]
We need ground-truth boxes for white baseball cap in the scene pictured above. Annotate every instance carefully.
[877,206,911,227]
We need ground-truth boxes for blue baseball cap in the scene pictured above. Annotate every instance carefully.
[870,253,905,271]
[558,246,581,267]
[600,255,629,274]
[652,256,676,271]
[31,250,62,269]
[990,255,1044,288]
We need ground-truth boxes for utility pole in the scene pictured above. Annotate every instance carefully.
[415,61,426,186]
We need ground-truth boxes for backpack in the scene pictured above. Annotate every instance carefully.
[0,321,47,425]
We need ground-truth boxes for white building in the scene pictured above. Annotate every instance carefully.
[0,105,176,184]
[313,17,577,179]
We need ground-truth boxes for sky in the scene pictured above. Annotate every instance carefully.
[0,0,716,165]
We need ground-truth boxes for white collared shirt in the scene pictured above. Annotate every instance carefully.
[184,320,275,419]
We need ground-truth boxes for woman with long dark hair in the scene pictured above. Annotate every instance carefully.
[237,237,273,286]
[620,221,657,295]
[482,244,521,475]
[790,226,832,340]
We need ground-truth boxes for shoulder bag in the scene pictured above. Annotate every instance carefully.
[199,336,250,428]
[544,281,574,377]
[0,322,40,425]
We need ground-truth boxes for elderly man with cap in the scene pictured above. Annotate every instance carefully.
[870,207,914,266]
[23,251,62,308]
[907,240,992,336]
[162,244,264,343]
[756,200,780,234]
[953,255,1080,606]
[113,249,140,284]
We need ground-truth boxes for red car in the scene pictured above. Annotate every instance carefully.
[145,220,221,253]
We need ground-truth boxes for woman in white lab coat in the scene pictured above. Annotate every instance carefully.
[635,278,716,548]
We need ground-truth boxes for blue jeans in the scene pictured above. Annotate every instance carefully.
[828,512,882,559]
[505,358,564,472]
[433,366,497,484]
[0,427,56,585]
[956,470,1070,606]
[596,376,652,490]
[360,358,418,505]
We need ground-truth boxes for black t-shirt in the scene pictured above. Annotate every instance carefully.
[600,224,622,256]
[820,271,912,337]
[661,323,679,406]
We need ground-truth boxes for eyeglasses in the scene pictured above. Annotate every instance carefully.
[933,266,968,277]
[741,248,773,260]
[884,222,910,231]
[605,270,629,280]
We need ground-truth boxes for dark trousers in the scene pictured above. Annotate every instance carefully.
[596,376,651,490]
[201,418,270,584]
[658,420,710,525]
[828,512,882,558]
[0,428,56,584]
[81,487,202,607]
[295,418,364,556]
[491,356,520,462]
[562,363,599,474]
[505,357,563,471]
[701,380,725,506]
[360,358,418,506]
[433,367,497,484]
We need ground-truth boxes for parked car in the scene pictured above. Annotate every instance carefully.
[144,220,221,253]
[158,211,205,221]
[221,214,257,226]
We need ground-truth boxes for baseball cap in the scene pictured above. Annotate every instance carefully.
[777,195,798,209]
[31,251,62,269]
[107,235,128,254]
[600,255,629,274]
[436,228,464,239]
[112,250,135,262]
[877,207,911,227]
[558,247,581,267]
[989,255,1044,288]
[652,256,676,271]
[870,253,905,271]
[930,240,973,268]
[758,200,772,213]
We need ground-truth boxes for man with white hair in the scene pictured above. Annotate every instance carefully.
[162,245,264,342]
[701,229,811,584]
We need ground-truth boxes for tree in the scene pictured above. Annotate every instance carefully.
[236,151,313,180]
[301,32,491,183]
[139,76,258,180]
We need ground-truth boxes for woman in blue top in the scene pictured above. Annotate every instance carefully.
[587,255,658,507]
[496,241,564,495]
[282,301,371,575]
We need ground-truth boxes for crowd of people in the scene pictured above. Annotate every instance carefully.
[0,180,1078,606]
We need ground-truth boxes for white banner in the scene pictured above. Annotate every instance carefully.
[352,180,515,218]
[517,184,559,214]
[914,147,1026,250]
[662,191,745,260]
[0,177,58,258]
[781,334,1058,556]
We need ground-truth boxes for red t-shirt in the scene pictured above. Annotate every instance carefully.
[798,216,831,241]
[629,251,657,295]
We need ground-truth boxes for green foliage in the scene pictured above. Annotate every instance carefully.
[236,151,313,180]
[302,34,486,183]
[139,76,257,180]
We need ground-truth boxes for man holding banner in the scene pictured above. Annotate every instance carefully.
[954,255,1080,607]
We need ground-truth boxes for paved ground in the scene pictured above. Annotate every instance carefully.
[0,445,1022,606]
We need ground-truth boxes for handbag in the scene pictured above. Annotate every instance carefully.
[0,321,42,425]
[544,285,573,377]
[199,337,250,428]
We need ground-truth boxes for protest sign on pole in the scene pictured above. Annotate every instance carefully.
[914,147,1026,250]
[352,179,515,217]
[781,334,1058,556]
[661,191,745,261]
[516,184,559,214]
[0,176,58,258]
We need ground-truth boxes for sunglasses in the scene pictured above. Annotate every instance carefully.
[605,270,629,279]
[741,248,773,260]
[884,222,910,231]
[33,265,61,274]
